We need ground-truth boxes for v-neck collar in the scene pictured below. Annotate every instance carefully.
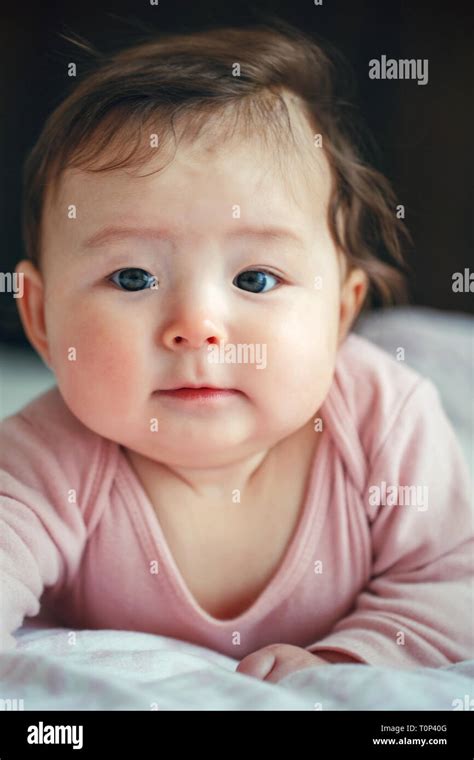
[116,423,333,629]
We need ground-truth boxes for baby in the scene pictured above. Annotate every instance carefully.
[1,18,472,684]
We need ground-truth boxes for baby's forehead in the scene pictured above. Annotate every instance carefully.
[42,97,332,260]
[49,131,330,222]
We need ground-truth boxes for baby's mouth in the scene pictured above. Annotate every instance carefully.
[156,387,242,404]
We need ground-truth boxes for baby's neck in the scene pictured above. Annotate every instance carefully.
[123,418,320,512]
[124,444,272,510]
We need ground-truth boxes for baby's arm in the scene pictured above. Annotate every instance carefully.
[307,378,474,668]
[0,412,88,651]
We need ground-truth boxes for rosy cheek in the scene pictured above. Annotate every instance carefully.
[52,317,141,405]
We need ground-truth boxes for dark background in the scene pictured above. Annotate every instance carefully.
[1,0,472,346]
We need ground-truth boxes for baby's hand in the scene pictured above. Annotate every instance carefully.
[235,643,331,684]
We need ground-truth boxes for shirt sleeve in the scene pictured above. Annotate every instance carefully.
[307,377,474,668]
[0,410,89,652]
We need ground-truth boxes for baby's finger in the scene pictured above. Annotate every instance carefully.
[263,650,325,684]
[235,649,276,680]
[262,656,305,684]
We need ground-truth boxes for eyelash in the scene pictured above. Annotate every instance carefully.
[107,267,283,293]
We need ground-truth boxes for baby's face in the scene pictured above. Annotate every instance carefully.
[19,129,366,468]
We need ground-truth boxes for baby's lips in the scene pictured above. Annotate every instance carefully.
[158,380,238,391]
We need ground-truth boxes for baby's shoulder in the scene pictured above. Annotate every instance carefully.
[337,331,426,397]
[1,385,101,451]
[0,387,111,516]
[332,333,436,463]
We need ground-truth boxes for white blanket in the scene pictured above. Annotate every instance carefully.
[0,618,472,711]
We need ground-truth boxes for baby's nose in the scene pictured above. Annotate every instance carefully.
[162,319,226,351]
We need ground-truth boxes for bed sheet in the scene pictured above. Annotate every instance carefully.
[0,618,472,711]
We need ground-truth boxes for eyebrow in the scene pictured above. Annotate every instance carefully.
[81,224,306,250]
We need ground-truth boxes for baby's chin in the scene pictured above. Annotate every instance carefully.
[120,440,260,472]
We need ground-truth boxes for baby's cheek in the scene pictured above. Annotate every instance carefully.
[51,317,145,420]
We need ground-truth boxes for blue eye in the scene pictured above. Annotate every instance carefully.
[233,270,280,293]
[108,268,157,292]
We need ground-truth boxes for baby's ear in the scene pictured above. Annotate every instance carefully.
[337,267,369,344]
[14,259,52,369]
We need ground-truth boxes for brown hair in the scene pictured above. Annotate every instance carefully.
[22,15,412,312]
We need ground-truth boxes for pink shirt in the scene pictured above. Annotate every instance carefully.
[1,333,472,667]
